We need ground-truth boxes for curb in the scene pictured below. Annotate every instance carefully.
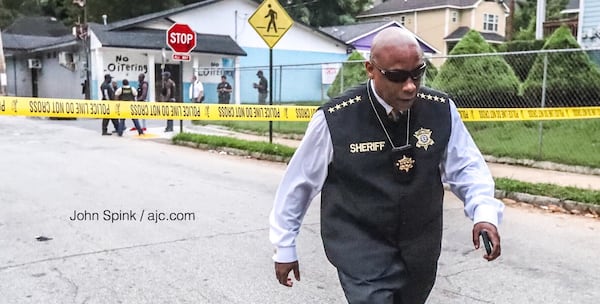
[495,190,600,218]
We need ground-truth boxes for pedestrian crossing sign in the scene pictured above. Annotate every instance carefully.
[248,0,294,48]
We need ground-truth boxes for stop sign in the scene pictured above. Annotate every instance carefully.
[166,23,196,53]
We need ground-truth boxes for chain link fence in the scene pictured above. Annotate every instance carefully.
[428,48,600,169]
[237,48,600,168]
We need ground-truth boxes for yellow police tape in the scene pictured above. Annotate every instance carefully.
[0,96,316,122]
[1,96,599,122]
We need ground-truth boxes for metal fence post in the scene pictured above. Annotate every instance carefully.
[537,53,549,159]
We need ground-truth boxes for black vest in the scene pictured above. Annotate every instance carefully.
[120,87,135,101]
[137,81,147,101]
[320,83,451,278]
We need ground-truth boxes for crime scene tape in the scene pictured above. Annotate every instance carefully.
[1,96,599,122]
[457,107,600,121]
[0,96,317,122]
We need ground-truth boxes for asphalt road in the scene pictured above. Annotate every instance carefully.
[0,116,598,304]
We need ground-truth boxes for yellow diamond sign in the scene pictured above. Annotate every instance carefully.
[248,0,294,48]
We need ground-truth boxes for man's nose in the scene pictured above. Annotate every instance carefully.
[401,78,417,93]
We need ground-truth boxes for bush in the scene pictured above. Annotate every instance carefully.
[422,57,438,87]
[431,30,521,108]
[497,40,546,82]
[522,25,600,107]
[327,51,366,99]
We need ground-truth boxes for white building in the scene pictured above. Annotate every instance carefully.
[3,0,352,104]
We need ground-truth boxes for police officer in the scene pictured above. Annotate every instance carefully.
[269,27,503,304]
[99,74,119,136]
[114,79,143,136]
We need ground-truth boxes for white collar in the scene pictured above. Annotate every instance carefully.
[369,80,395,115]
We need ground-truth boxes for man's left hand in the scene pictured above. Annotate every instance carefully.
[472,222,501,261]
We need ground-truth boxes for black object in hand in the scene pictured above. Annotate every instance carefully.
[480,230,492,255]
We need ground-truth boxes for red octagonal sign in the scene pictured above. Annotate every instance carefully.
[166,23,196,54]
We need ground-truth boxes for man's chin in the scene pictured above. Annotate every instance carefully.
[396,99,415,110]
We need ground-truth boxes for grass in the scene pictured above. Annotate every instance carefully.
[495,178,600,206]
[193,119,600,169]
[466,120,600,168]
[192,120,309,135]
[172,132,296,158]
[172,130,600,205]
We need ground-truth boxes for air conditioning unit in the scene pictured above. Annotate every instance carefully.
[28,59,42,69]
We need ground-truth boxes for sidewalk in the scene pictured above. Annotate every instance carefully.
[159,124,600,192]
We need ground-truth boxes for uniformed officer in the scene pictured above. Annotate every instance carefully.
[269,27,504,304]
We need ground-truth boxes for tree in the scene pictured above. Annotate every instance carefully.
[497,39,546,82]
[0,0,43,28]
[283,0,373,27]
[82,0,182,24]
[431,30,521,108]
[0,0,184,28]
[522,25,600,107]
[327,51,366,98]
[546,0,569,20]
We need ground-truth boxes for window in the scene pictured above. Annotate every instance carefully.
[452,11,458,23]
[483,13,498,32]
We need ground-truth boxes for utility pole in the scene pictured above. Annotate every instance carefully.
[0,28,7,96]
[73,0,90,99]
[506,0,516,41]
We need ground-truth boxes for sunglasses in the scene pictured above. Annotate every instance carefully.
[371,61,427,83]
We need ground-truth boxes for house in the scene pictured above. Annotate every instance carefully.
[357,0,509,56]
[544,0,579,38]
[2,0,351,103]
[1,15,246,102]
[102,0,349,103]
[88,21,246,103]
[579,0,600,48]
[1,16,81,98]
[320,20,440,58]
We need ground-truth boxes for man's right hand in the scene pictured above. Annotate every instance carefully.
[274,261,300,287]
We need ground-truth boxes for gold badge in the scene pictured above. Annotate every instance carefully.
[414,128,434,151]
[396,155,415,172]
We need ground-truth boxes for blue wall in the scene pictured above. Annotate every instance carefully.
[238,48,348,103]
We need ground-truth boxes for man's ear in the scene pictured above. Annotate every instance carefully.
[365,61,375,79]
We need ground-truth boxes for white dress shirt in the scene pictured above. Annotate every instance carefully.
[269,85,505,263]
[189,80,204,101]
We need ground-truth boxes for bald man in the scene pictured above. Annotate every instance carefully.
[269,27,503,304]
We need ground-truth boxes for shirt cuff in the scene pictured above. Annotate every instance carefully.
[272,246,298,263]
[473,202,502,227]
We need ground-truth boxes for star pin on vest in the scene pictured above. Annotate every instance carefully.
[327,95,363,113]
[390,144,415,183]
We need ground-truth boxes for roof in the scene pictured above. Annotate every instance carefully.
[1,33,77,54]
[89,23,246,56]
[106,1,218,31]
[3,16,72,37]
[359,0,480,17]
[320,21,392,42]
[444,26,505,43]
[320,20,440,54]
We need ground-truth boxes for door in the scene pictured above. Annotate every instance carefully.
[155,63,181,102]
